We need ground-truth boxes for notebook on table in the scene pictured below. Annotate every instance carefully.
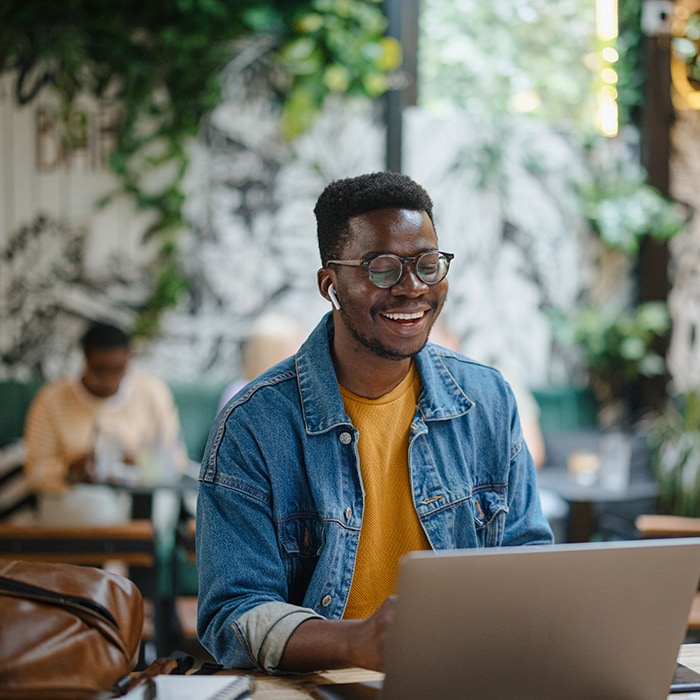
[315,538,700,700]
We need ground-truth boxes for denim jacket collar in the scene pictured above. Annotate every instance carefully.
[296,313,473,435]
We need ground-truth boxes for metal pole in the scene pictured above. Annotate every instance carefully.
[384,0,419,173]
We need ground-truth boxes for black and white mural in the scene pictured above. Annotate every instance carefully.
[110,50,597,390]
[6,46,683,395]
[0,51,596,391]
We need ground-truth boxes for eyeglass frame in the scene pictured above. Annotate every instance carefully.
[326,250,455,289]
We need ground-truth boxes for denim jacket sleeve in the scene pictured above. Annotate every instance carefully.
[197,487,323,671]
[196,404,325,672]
[502,404,553,547]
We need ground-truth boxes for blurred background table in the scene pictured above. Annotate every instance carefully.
[538,465,658,542]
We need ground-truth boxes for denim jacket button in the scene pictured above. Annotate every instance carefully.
[321,594,332,607]
[339,432,352,445]
[344,507,352,520]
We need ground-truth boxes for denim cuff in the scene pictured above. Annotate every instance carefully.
[236,601,323,672]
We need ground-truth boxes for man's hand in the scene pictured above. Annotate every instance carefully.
[345,595,396,671]
[279,595,397,673]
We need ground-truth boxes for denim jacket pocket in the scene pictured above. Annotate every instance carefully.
[472,487,508,547]
[278,516,325,605]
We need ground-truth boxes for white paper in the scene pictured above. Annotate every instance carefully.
[153,674,253,700]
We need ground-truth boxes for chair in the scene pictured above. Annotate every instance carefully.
[635,514,700,630]
[0,520,165,660]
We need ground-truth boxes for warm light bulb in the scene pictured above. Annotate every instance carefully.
[596,0,618,41]
[596,92,619,137]
[601,46,619,63]
[594,0,618,136]
[601,67,619,84]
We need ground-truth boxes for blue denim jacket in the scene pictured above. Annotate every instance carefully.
[196,313,553,671]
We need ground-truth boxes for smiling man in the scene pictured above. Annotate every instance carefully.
[196,171,553,675]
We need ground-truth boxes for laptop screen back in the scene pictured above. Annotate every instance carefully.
[382,539,700,700]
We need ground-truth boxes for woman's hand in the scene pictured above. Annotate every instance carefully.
[67,452,96,483]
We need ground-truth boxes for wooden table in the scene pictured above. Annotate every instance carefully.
[231,667,383,699]
[215,644,700,699]
[676,645,700,699]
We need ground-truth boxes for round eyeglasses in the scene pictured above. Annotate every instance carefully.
[327,251,454,289]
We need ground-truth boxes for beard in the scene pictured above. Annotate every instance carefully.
[340,301,441,360]
[347,325,417,360]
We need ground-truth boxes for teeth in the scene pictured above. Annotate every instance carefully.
[384,311,424,321]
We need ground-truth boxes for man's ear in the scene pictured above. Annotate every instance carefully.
[317,269,338,309]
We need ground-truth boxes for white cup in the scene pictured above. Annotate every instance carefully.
[567,451,600,486]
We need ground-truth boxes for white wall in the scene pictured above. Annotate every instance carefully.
[0,72,157,378]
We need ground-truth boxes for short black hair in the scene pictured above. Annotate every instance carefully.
[314,171,434,265]
[80,321,130,354]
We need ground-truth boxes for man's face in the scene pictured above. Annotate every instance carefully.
[81,346,129,398]
[329,208,447,361]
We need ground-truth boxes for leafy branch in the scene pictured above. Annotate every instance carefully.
[0,0,401,335]
[580,175,689,254]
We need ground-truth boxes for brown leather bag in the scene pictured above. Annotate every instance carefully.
[0,558,144,699]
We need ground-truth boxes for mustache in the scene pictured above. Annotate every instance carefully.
[375,300,441,315]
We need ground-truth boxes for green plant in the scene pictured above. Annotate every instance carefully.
[580,175,689,254]
[616,0,645,128]
[648,391,700,516]
[0,0,400,335]
[278,0,401,139]
[672,7,700,92]
[554,301,671,421]
[572,134,689,423]
[579,132,690,256]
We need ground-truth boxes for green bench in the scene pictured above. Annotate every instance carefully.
[0,378,227,460]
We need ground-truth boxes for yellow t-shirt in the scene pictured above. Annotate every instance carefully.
[341,363,430,619]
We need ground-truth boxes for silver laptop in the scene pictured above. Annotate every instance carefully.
[317,539,700,700]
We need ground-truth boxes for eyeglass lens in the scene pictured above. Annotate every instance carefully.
[368,252,450,288]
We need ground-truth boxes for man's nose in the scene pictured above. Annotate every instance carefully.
[391,264,428,295]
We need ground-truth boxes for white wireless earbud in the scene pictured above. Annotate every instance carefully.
[328,284,341,310]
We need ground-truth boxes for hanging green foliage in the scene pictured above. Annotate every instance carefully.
[580,175,689,254]
[0,0,401,335]
[616,0,645,128]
